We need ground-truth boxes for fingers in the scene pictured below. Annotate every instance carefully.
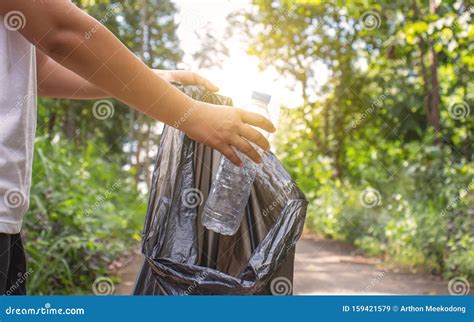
[219,144,243,167]
[176,71,219,92]
[239,124,270,151]
[239,110,276,133]
[231,136,262,164]
[199,76,220,92]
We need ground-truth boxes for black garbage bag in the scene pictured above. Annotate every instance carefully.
[133,85,307,295]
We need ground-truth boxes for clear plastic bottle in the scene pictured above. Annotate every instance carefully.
[201,91,272,235]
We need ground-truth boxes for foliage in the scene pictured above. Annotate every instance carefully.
[278,111,473,278]
[235,0,474,279]
[25,135,146,295]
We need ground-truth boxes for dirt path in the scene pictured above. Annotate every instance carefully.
[293,235,448,295]
[115,235,449,295]
[113,248,143,295]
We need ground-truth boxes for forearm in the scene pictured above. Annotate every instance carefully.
[4,0,194,126]
[36,49,109,99]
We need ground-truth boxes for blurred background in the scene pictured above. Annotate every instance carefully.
[26,0,472,295]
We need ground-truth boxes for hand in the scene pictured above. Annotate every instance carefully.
[180,102,276,166]
[154,69,219,92]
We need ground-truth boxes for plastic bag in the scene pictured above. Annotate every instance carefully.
[133,85,307,295]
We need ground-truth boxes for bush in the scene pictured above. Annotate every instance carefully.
[277,121,474,281]
[25,136,147,294]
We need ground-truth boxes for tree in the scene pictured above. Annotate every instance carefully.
[38,0,183,189]
[226,0,473,278]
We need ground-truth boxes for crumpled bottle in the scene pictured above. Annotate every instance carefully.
[201,91,272,235]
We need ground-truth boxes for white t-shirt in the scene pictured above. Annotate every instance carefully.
[0,16,37,234]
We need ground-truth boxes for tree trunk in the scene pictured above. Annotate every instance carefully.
[63,102,76,140]
[48,108,57,138]
[134,128,143,187]
[428,0,441,141]
[413,0,442,143]
[333,99,344,179]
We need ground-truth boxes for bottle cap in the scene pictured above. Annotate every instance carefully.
[251,91,272,105]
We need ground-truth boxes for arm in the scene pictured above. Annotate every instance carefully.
[0,0,274,165]
[36,49,109,99]
[36,49,219,100]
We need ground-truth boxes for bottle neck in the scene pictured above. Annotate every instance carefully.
[251,99,269,110]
